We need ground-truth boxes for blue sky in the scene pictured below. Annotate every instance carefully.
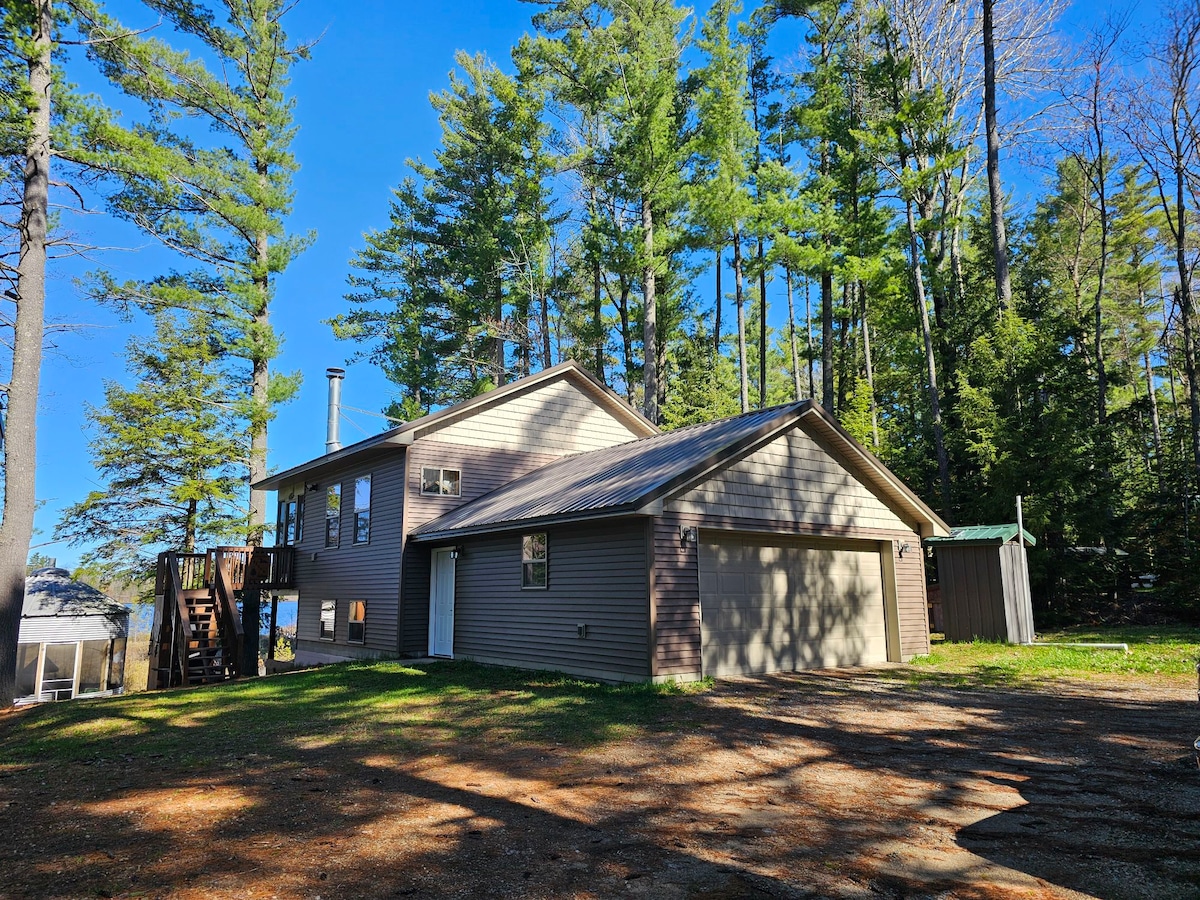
[32,0,1141,569]
[38,1,541,567]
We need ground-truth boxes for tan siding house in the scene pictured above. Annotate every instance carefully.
[254,360,948,681]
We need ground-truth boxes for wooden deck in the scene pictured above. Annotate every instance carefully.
[148,546,296,690]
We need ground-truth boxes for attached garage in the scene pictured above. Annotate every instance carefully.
[699,533,890,677]
[412,399,949,683]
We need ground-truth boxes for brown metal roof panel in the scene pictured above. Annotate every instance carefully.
[412,405,799,539]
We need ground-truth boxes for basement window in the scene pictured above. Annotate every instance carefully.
[348,601,366,644]
[522,532,548,589]
[319,601,335,641]
[421,467,461,497]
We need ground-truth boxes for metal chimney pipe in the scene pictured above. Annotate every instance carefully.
[326,367,345,454]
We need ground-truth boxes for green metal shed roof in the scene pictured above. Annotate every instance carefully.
[924,523,1036,546]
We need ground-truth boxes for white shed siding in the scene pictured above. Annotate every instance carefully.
[420,376,645,455]
[20,614,128,643]
[666,424,910,531]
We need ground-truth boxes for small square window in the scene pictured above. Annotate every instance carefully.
[319,601,335,641]
[421,467,461,497]
[348,601,366,644]
[522,532,547,589]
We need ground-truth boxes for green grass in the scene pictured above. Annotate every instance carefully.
[887,625,1200,688]
[0,661,710,771]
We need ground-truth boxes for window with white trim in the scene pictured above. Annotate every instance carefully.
[354,476,371,544]
[522,532,548,589]
[421,467,461,497]
[319,601,335,641]
[348,601,366,644]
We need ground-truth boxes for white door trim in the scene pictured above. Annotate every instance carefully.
[429,548,456,658]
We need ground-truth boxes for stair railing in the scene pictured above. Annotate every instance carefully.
[165,551,192,688]
[213,552,245,679]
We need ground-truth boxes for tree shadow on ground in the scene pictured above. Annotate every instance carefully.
[0,660,1197,899]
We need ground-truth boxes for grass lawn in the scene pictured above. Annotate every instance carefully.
[3,636,1198,899]
[890,625,1200,688]
[0,660,707,769]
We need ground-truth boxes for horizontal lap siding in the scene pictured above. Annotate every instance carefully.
[401,442,560,655]
[653,514,701,677]
[287,452,404,654]
[453,520,650,680]
[666,425,908,532]
[420,376,646,454]
[893,539,929,659]
[19,614,129,643]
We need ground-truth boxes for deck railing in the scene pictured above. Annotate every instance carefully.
[212,553,244,678]
[207,546,296,590]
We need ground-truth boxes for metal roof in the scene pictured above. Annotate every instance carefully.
[253,360,657,491]
[23,568,130,619]
[412,401,951,542]
[925,524,1036,546]
[412,404,802,540]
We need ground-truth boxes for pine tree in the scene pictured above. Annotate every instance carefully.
[0,0,53,707]
[56,311,247,588]
[0,0,126,704]
[689,0,755,412]
[334,53,557,409]
[81,0,312,549]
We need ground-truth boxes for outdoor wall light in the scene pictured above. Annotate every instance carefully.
[679,525,698,545]
[897,541,912,558]
[305,482,320,492]
[449,546,463,560]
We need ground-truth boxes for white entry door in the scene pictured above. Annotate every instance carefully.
[429,549,456,658]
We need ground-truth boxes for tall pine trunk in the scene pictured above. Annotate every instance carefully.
[905,195,952,520]
[862,288,880,448]
[982,0,1013,312]
[641,194,658,424]
[0,0,51,706]
[734,228,749,412]
[821,267,834,413]
[714,246,722,353]
[757,238,767,408]
[805,276,815,400]
[786,267,802,401]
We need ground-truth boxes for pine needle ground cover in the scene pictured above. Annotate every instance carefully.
[1,655,1197,899]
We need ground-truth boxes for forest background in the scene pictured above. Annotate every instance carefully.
[3,0,1199,677]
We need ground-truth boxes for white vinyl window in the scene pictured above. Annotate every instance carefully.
[522,533,548,589]
[348,601,366,644]
[421,467,461,497]
[319,601,335,641]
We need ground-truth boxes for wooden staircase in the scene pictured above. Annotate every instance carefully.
[148,546,295,691]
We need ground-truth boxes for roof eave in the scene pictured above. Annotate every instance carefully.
[410,503,647,543]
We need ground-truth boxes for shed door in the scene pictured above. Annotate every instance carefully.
[699,533,888,677]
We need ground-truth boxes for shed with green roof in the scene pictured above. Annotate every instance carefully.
[924,523,1035,644]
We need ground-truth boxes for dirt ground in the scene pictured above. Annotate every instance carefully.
[2,669,1198,900]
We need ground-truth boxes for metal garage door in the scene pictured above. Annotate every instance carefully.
[699,533,888,677]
